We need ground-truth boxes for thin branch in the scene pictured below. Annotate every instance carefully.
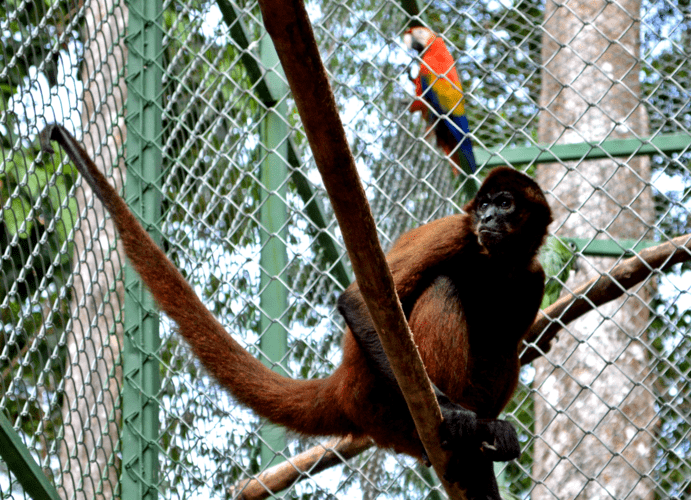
[228,437,373,500]
[255,0,465,498]
[520,233,691,365]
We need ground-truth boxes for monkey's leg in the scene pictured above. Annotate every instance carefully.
[344,310,512,449]
[445,451,502,500]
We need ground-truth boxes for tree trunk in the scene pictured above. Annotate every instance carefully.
[533,0,656,499]
[57,1,127,499]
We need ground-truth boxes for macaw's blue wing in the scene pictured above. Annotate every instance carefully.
[420,74,477,175]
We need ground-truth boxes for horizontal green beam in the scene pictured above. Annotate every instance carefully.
[0,412,61,500]
[566,237,657,257]
[477,133,691,168]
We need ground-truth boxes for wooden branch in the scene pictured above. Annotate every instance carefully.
[255,1,465,498]
[228,437,373,500]
[520,234,691,365]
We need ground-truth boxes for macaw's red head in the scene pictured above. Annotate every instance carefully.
[403,26,459,84]
[403,26,436,54]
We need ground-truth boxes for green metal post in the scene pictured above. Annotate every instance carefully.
[0,412,61,500]
[122,0,163,498]
[259,34,289,472]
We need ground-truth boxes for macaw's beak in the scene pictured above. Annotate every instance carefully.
[403,32,425,53]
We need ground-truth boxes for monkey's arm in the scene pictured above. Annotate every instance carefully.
[337,228,457,385]
[338,279,518,499]
[338,275,477,422]
[337,276,519,457]
[337,214,475,358]
[337,216,474,385]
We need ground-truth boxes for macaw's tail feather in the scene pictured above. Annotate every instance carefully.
[450,137,477,177]
[40,123,355,438]
[430,114,476,176]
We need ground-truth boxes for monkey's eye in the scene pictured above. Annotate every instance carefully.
[499,199,512,209]
[480,202,489,211]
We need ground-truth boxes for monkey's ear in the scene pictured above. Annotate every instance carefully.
[462,190,482,215]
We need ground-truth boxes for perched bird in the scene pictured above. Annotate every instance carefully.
[404,26,477,176]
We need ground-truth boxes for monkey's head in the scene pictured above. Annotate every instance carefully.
[465,167,552,260]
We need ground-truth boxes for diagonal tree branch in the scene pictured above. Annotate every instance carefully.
[520,233,691,365]
[254,0,466,498]
[228,437,373,499]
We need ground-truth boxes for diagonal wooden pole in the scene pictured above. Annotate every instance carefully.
[229,437,373,499]
[254,0,465,498]
[520,233,691,364]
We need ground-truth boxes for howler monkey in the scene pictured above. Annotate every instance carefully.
[41,124,552,500]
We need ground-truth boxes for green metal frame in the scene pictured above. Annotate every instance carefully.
[0,412,61,500]
[567,237,658,257]
[122,0,163,498]
[476,133,691,168]
[259,35,289,470]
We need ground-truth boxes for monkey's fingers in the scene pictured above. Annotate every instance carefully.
[438,404,478,450]
[477,419,520,462]
[480,441,497,452]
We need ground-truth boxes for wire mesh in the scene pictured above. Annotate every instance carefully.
[1,0,690,499]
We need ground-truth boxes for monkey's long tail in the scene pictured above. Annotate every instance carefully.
[41,124,354,438]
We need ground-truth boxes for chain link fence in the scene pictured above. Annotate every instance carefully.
[1,0,690,498]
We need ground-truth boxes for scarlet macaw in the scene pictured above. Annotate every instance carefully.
[404,26,477,176]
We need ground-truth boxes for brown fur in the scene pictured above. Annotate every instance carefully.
[42,125,551,466]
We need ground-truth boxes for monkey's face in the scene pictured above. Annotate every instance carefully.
[466,167,552,259]
[474,190,518,251]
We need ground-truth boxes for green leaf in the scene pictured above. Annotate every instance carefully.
[539,236,576,309]
[46,176,78,260]
[57,199,79,261]
[26,168,49,198]
[2,196,33,238]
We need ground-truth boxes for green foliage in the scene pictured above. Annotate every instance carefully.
[0,145,78,253]
[649,296,691,498]
[639,1,691,496]
[0,0,78,475]
[0,0,64,93]
[1,0,79,300]
[538,236,576,309]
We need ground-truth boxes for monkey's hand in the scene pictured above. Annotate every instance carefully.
[438,401,520,462]
[438,401,478,453]
[477,419,520,462]
[438,401,519,499]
